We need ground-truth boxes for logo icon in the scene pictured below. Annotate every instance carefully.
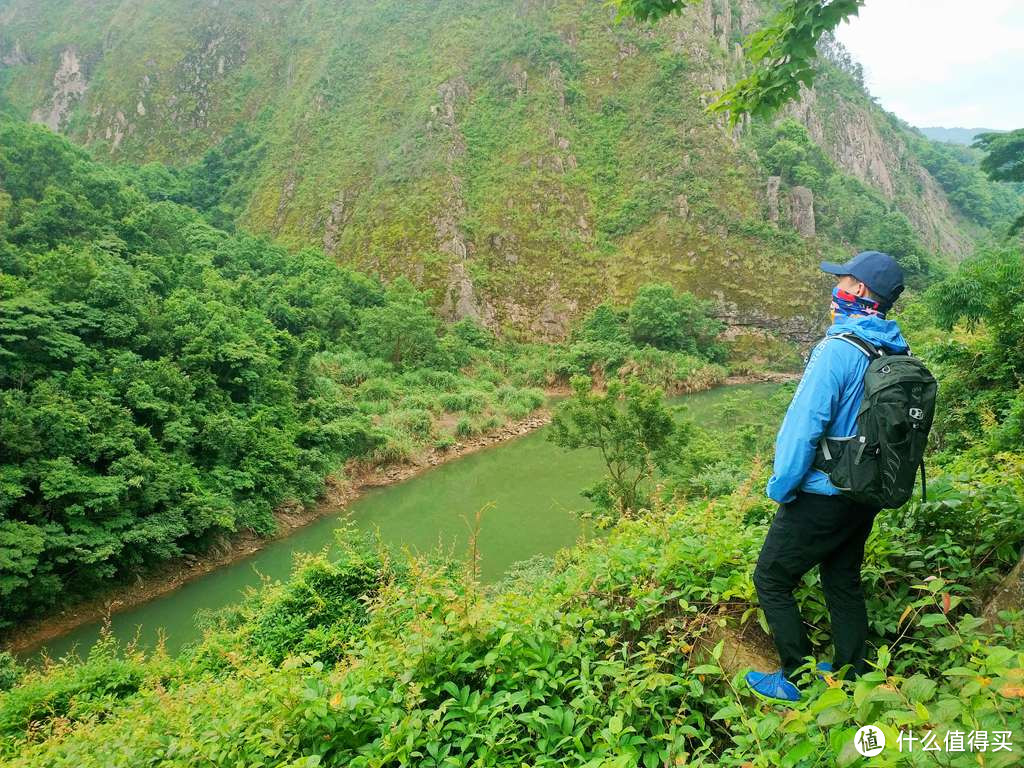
[909,407,924,420]
[855,724,886,757]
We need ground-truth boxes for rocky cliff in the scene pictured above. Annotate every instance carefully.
[0,0,1008,339]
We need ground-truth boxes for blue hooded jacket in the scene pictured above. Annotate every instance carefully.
[765,313,910,504]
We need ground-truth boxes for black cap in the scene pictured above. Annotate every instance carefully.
[820,250,905,305]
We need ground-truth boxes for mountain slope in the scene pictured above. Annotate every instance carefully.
[918,126,1002,145]
[0,0,1016,338]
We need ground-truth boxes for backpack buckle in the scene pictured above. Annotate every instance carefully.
[909,407,924,420]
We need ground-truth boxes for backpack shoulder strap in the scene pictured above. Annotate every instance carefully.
[826,332,883,359]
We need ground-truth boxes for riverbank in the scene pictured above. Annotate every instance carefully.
[3,408,556,655]
[4,372,796,656]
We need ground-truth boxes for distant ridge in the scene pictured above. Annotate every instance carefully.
[918,126,1004,145]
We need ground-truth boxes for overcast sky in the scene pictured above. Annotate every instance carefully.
[835,0,1024,130]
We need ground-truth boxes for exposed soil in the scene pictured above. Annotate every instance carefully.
[723,371,801,386]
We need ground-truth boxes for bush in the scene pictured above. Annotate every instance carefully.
[439,390,487,414]
[627,283,725,357]
[455,417,476,438]
[0,651,24,692]
[356,377,397,402]
[381,408,434,440]
[225,549,385,665]
[449,318,494,349]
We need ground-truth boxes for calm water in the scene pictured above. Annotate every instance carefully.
[29,383,779,660]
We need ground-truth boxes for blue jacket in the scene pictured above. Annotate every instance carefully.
[766,314,910,504]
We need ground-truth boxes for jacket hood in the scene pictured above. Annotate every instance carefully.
[825,313,909,353]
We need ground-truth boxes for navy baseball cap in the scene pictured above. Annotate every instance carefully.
[820,250,905,305]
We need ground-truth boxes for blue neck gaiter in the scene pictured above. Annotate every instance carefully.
[830,286,885,320]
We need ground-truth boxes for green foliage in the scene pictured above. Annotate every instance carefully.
[923,243,1024,455]
[0,120,545,628]
[915,137,1023,230]
[356,278,438,370]
[201,537,388,665]
[576,302,630,345]
[615,0,866,123]
[548,376,685,523]
[4,444,1022,766]
[552,286,731,393]
[627,282,725,357]
[752,118,948,287]
[975,128,1024,183]
[0,632,164,750]
[0,651,24,692]
[974,128,1024,235]
[122,124,265,232]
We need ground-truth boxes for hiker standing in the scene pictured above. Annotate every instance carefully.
[746,250,935,703]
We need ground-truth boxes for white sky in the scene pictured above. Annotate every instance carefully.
[835,0,1024,130]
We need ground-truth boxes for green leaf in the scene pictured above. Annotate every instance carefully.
[710,704,741,721]
[609,714,623,735]
[811,687,849,713]
[781,740,817,767]
[902,674,937,703]
[691,664,722,675]
[942,667,978,677]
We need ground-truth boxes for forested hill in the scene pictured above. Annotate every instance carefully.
[918,127,1001,145]
[1,0,1019,338]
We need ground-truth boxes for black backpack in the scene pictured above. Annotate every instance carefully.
[812,333,937,509]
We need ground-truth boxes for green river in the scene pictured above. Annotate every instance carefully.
[30,383,779,660]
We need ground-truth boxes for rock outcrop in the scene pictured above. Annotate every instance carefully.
[787,87,972,258]
[789,186,815,237]
[766,176,781,224]
[30,47,87,131]
[431,76,495,327]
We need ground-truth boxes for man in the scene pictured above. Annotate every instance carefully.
[746,250,909,703]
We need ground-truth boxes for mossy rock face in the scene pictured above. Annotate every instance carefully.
[0,0,1006,338]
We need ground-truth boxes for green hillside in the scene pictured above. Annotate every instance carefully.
[2,0,1019,338]
[2,1,1024,765]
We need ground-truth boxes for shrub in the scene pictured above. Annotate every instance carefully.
[627,283,725,357]
[0,651,24,692]
[356,377,396,402]
[439,390,487,414]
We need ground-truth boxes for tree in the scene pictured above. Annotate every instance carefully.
[974,129,1024,183]
[613,0,865,123]
[548,376,684,524]
[627,283,724,357]
[974,129,1024,234]
[356,277,439,369]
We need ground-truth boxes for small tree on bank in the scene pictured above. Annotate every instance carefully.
[548,375,686,526]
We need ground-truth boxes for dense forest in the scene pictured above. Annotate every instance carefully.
[0,119,739,629]
[2,0,1024,765]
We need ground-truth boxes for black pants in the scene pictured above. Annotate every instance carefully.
[753,491,879,678]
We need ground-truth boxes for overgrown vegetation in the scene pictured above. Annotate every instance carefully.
[4,235,1024,764]
[2,0,1024,762]
[2,0,1003,335]
[0,120,548,629]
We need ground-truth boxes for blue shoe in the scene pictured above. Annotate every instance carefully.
[745,670,802,703]
[816,661,834,681]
